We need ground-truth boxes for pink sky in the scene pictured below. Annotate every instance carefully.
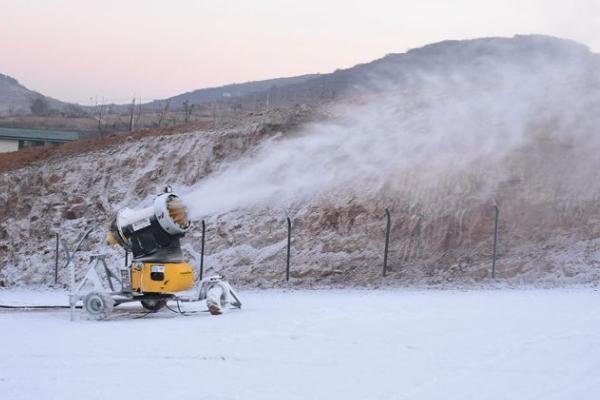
[1,0,599,104]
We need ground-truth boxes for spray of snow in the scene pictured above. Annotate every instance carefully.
[184,37,600,219]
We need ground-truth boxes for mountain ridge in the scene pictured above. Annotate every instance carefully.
[3,34,595,117]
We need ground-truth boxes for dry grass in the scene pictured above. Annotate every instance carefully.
[0,121,212,173]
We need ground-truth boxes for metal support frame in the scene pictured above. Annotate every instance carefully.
[63,227,95,321]
[286,216,291,282]
[383,208,391,277]
[492,205,499,279]
[75,254,121,295]
[198,275,242,309]
[60,227,95,272]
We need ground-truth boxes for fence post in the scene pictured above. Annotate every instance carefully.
[200,220,206,280]
[383,208,391,277]
[54,233,59,285]
[492,205,499,278]
[286,216,291,282]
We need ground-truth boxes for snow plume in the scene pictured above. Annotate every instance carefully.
[184,36,600,219]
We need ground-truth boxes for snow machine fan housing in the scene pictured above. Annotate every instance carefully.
[106,188,191,261]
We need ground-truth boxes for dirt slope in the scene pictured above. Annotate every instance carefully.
[2,106,600,289]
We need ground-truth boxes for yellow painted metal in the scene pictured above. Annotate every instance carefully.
[131,262,194,294]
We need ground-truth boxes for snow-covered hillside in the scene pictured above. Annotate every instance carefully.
[2,35,600,288]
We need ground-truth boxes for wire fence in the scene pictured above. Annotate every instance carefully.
[53,205,502,285]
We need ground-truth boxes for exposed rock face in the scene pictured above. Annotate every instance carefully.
[2,35,600,288]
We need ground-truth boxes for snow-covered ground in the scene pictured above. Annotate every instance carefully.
[1,288,600,400]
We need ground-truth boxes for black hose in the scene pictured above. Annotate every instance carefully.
[0,304,81,309]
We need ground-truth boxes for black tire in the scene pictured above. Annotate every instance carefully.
[140,299,167,312]
[83,292,114,320]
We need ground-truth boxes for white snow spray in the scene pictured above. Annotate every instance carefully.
[183,37,600,219]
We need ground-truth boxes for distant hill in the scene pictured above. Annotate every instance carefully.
[221,34,600,107]
[0,72,321,116]
[0,74,77,117]
[146,34,600,112]
[145,74,320,111]
[3,34,598,118]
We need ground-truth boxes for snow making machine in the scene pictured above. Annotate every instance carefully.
[71,187,241,320]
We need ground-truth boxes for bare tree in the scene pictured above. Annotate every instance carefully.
[94,97,106,137]
[266,90,270,111]
[212,102,217,126]
[30,97,49,116]
[136,96,143,128]
[158,99,171,128]
[128,97,136,132]
[183,100,194,123]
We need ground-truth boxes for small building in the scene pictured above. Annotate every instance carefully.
[0,127,81,153]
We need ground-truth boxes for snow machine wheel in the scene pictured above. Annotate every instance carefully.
[83,292,115,320]
[140,299,167,312]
